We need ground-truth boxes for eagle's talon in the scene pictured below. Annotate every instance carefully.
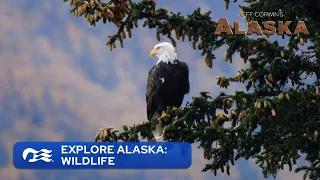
[158,111,169,120]
[172,106,178,111]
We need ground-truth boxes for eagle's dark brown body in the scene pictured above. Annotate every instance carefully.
[146,60,190,121]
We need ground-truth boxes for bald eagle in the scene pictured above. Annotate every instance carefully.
[147,42,190,139]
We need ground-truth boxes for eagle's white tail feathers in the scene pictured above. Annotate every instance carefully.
[151,111,163,140]
[154,123,164,140]
[151,111,161,120]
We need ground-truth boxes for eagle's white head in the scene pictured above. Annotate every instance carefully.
[150,42,177,64]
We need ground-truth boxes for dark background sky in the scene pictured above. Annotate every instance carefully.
[0,0,308,179]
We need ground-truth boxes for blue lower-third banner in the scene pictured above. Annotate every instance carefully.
[13,142,192,169]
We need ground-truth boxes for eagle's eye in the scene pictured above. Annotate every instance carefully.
[156,47,160,49]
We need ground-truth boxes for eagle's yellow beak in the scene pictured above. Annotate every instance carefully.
[150,49,159,57]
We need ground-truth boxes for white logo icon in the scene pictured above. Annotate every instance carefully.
[22,148,53,163]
